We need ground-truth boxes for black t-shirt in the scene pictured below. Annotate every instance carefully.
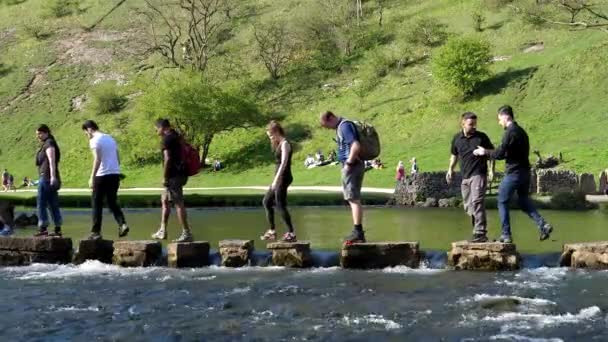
[490,122,531,174]
[161,130,184,178]
[451,130,494,179]
[36,137,61,181]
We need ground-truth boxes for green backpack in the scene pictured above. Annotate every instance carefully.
[338,120,381,160]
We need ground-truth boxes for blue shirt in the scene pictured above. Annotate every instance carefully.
[336,119,358,162]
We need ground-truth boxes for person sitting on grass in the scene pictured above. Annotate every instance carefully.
[304,154,315,168]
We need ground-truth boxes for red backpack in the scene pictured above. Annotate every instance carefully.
[180,141,201,177]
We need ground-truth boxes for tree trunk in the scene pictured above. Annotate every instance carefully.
[200,134,214,167]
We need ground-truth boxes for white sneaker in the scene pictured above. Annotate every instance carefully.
[172,230,193,243]
[151,228,167,240]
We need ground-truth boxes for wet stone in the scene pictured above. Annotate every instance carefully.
[167,241,210,268]
[73,239,114,265]
[560,241,608,269]
[219,240,254,267]
[112,240,162,267]
[448,241,521,271]
[0,236,73,266]
[267,241,312,268]
[340,242,421,269]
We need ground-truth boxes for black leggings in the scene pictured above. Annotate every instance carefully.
[92,174,127,233]
[262,178,294,232]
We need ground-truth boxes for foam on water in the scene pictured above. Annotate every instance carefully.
[49,306,101,313]
[380,265,445,274]
[471,294,557,307]
[4,261,160,280]
[341,314,402,330]
[488,334,564,342]
[483,306,601,329]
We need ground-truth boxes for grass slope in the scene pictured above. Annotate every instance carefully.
[0,0,607,189]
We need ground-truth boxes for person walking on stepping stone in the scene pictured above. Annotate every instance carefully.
[151,119,194,243]
[260,120,297,242]
[447,112,495,243]
[320,111,366,245]
[473,105,553,243]
[82,120,130,240]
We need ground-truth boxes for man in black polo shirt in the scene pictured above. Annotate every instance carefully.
[474,105,553,243]
[447,112,495,242]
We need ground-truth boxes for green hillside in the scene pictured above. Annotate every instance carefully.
[1,0,607,188]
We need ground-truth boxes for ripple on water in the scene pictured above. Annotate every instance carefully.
[341,314,403,331]
[488,334,564,342]
[482,306,601,330]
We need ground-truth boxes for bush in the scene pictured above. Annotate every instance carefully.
[21,18,52,40]
[484,0,514,11]
[432,36,492,97]
[89,82,127,114]
[405,17,448,48]
[46,0,80,18]
[549,191,595,210]
[472,7,486,32]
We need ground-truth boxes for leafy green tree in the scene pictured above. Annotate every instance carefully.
[140,72,269,166]
[432,36,492,98]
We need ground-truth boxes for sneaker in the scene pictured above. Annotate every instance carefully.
[539,223,553,241]
[87,232,102,240]
[33,229,48,237]
[48,231,63,237]
[173,230,193,243]
[281,232,297,242]
[497,235,513,244]
[260,229,277,241]
[118,224,129,238]
[344,229,366,245]
[151,228,167,240]
[470,234,488,243]
[0,226,13,236]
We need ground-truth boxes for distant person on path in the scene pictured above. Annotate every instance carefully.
[447,112,495,243]
[410,157,419,175]
[320,111,366,244]
[395,161,405,183]
[82,120,129,240]
[7,174,15,192]
[260,121,297,242]
[32,124,63,237]
[2,169,8,192]
[473,105,553,243]
[151,119,193,243]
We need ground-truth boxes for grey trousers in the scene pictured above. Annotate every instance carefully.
[461,174,488,235]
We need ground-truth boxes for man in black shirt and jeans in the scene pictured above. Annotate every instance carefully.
[474,105,553,243]
[447,112,495,242]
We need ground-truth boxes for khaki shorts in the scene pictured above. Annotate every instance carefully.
[161,176,186,205]
[341,161,365,201]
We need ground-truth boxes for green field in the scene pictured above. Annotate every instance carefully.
[1,0,607,189]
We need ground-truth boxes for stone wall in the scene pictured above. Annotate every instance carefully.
[0,200,14,227]
[393,172,462,206]
[579,173,597,194]
[599,170,607,194]
[536,169,578,194]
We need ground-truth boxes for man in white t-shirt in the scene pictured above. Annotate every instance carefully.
[82,120,129,240]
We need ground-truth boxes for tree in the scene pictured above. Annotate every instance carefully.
[139,0,238,74]
[432,36,492,98]
[254,20,297,80]
[140,72,269,166]
[509,0,608,33]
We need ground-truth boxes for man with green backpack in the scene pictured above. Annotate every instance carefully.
[320,111,380,245]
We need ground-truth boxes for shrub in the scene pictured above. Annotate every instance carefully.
[21,18,52,40]
[46,0,80,18]
[549,191,595,210]
[484,0,514,11]
[89,82,127,114]
[472,7,486,32]
[432,36,492,97]
[405,17,448,48]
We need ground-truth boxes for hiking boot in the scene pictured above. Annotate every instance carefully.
[118,224,129,238]
[87,232,102,240]
[281,232,297,243]
[173,230,193,243]
[33,229,48,237]
[496,235,513,244]
[344,229,366,245]
[470,234,488,243]
[260,229,277,241]
[539,223,553,241]
[151,228,167,240]
[0,227,14,237]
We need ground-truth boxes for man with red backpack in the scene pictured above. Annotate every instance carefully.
[151,119,194,243]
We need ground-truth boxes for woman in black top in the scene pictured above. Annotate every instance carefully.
[261,121,296,242]
[34,124,63,237]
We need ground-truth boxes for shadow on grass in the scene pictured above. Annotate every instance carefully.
[475,66,538,99]
[0,63,14,78]
[222,123,312,173]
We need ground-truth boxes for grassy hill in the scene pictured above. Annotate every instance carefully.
[1,0,607,189]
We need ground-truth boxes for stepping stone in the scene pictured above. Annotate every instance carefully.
[219,240,254,267]
[448,241,521,271]
[112,240,162,267]
[340,242,421,269]
[0,236,73,266]
[267,241,312,268]
[167,241,210,268]
[73,239,114,265]
[560,242,608,269]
